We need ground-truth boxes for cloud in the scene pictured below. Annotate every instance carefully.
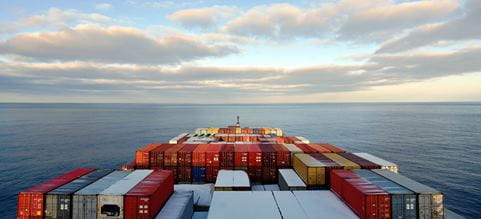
[0,24,239,64]
[95,3,112,10]
[377,0,481,53]
[338,0,458,41]
[0,7,111,34]
[167,6,238,29]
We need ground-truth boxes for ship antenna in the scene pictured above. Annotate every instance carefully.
[236,116,240,126]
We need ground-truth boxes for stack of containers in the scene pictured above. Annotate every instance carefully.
[259,144,277,183]
[177,144,198,183]
[234,144,249,173]
[354,169,417,219]
[331,170,391,219]
[306,143,331,153]
[219,144,235,170]
[293,144,317,154]
[150,144,171,169]
[271,144,290,168]
[247,144,262,182]
[319,143,345,153]
[353,153,399,173]
[124,170,174,219]
[164,144,184,181]
[135,144,161,169]
[73,170,133,218]
[324,153,360,170]
[205,144,222,183]
[372,169,444,219]
[97,170,153,219]
[339,153,381,169]
[44,169,113,218]
[281,144,303,160]
[309,153,343,187]
[17,168,94,219]
[192,144,208,183]
[292,154,325,188]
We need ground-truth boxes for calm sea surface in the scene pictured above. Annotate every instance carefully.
[0,103,480,218]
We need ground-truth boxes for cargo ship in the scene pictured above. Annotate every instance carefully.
[17,119,464,219]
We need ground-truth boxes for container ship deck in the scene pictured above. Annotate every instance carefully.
[17,120,464,219]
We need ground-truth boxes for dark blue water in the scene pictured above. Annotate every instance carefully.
[0,103,480,218]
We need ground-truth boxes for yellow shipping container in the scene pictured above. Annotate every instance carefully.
[293,153,325,186]
[235,128,241,134]
[207,128,219,134]
[263,127,272,134]
[324,153,360,170]
[274,128,283,136]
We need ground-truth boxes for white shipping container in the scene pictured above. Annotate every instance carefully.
[156,191,194,219]
[295,136,310,144]
[97,170,153,219]
[169,133,188,144]
[293,191,358,219]
[278,169,306,191]
[208,191,282,219]
[353,152,399,173]
[215,170,250,190]
[272,191,308,219]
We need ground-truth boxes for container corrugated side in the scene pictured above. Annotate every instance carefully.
[73,170,133,219]
[292,154,325,186]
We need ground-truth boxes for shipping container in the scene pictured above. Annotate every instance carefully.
[272,191,308,219]
[372,169,444,219]
[271,144,290,167]
[164,144,185,181]
[214,170,250,191]
[318,143,346,153]
[292,191,358,219]
[17,168,94,219]
[136,144,162,169]
[219,144,234,169]
[125,170,174,219]
[45,169,113,219]
[339,153,382,169]
[204,144,222,183]
[192,167,206,183]
[309,153,343,187]
[353,153,399,173]
[150,144,173,169]
[97,170,153,219]
[207,191,282,219]
[281,144,303,159]
[293,144,317,153]
[295,136,310,144]
[324,153,361,170]
[73,170,133,219]
[169,133,189,144]
[292,154,325,186]
[307,143,331,153]
[259,144,277,183]
[155,191,194,219]
[177,144,198,183]
[278,169,306,191]
[330,170,391,219]
[354,169,417,219]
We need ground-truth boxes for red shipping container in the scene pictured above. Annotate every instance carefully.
[136,144,162,169]
[310,153,343,186]
[177,144,198,183]
[247,144,262,167]
[259,144,276,167]
[294,144,317,153]
[150,144,172,169]
[125,170,174,219]
[271,144,290,167]
[286,137,300,144]
[220,144,234,169]
[204,144,222,182]
[17,168,94,219]
[234,144,249,167]
[319,143,346,153]
[164,144,184,167]
[193,144,209,167]
[331,170,391,219]
[308,143,331,153]
[338,153,381,169]
[121,160,136,170]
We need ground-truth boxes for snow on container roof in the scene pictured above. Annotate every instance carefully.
[208,191,282,219]
[100,169,153,195]
[353,153,397,167]
[215,170,250,188]
[75,170,133,195]
[278,169,306,188]
[372,169,441,194]
[272,191,308,219]
[293,190,359,219]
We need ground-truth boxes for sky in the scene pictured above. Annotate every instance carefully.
[0,0,480,103]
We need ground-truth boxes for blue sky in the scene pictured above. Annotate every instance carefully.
[1,0,480,103]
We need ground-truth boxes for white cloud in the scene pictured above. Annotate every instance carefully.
[95,3,112,10]
[0,24,239,64]
[167,6,238,29]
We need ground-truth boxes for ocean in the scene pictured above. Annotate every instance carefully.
[1,103,480,218]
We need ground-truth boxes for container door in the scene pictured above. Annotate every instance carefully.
[431,194,444,219]
[418,194,431,219]
[44,194,58,219]
[58,195,71,219]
